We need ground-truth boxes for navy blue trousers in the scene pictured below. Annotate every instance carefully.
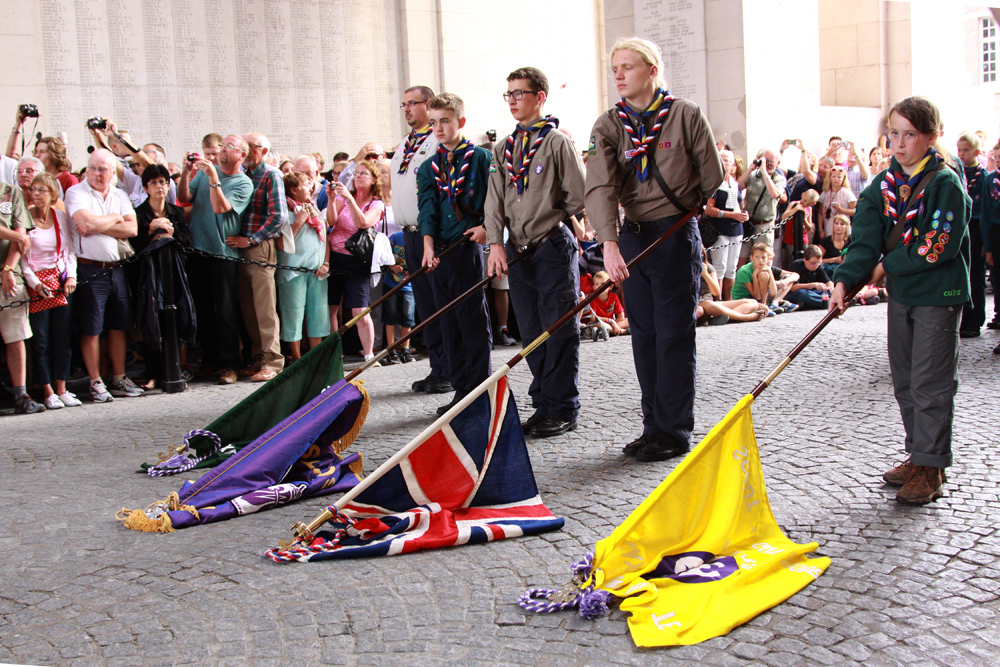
[431,243,493,396]
[961,219,986,331]
[507,224,580,421]
[404,230,450,380]
[619,215,700,446]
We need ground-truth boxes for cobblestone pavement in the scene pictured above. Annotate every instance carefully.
[2,298,999,667]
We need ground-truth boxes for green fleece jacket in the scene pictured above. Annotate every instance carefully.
[834,157,972,307]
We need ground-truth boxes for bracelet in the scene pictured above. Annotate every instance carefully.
[718,210,724,218]
[11,128,20,133]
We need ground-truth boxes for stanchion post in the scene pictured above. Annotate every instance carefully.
[159,241,186,393]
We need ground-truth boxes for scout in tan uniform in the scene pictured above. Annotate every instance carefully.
[585,37,723,461]
[485,66,586,438]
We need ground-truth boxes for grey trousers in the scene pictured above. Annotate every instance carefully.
[886,298,961,468]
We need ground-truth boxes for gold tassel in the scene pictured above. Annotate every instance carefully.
[115,492,200,533]
[349,454,365,479]
[333,380,369,454]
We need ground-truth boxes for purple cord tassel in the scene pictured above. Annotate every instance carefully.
[577,589,612,620]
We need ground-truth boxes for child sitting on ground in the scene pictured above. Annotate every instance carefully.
[582,271,629,336]
[785,245,833,310]
[731,242,800,315]
[698,251,768,323]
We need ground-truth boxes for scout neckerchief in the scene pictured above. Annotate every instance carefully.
[432,138,476,203]
[397,125,432,174]
[616,87,674,183]
[964,162,985,201]
[883,148,939,246]
[505,116,558,194]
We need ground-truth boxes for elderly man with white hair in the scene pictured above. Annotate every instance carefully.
[14,156,47,203]
[65,148,142,402]
[224,132,287,382]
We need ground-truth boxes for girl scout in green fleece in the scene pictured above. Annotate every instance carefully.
[830,96,972,506]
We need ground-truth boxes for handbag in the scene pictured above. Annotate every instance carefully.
[29,268,68,314]
[344,201,382,266]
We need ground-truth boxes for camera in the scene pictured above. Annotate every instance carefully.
[752,158,763,168]
[486,129,497,142]
[186,152,202,163]
[19,104,39,118]
[86,116,107,130]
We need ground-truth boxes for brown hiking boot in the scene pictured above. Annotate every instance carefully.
[896,466,945,505]
[883,459,915,486]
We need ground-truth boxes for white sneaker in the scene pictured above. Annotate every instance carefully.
[362,353,382,367]
[44,394,65,410]
[90,380,114,403]
[108,376,145,398]
[58,391,83,407]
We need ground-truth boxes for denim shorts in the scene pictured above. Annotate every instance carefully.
[382,289,415,327]
[327,252,370,310]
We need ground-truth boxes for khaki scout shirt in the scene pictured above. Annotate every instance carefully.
[0,181,31,278]
[584,98,724,244]
[485,121,586,247]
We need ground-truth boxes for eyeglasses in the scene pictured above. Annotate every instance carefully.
[29,187,51,195]
[246,143,264,150]
[15,168,38,175]
[502,90,539,102]
[355,171,374,179]
[222,143,244,152]
[90,166,113,174]
[400,100,428,109]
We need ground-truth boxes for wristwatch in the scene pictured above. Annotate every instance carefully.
[1,265,12,273]
[209,182,223,189]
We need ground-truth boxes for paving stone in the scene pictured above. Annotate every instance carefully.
[2,300,998,665]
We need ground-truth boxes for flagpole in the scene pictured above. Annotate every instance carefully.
[288,210,700,543]
[749,277,873,398]
[337,235,469,335]
[342,226,559,381]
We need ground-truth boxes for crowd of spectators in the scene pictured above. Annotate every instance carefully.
[1,100,997,416]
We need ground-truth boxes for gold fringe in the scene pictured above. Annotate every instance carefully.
[349,454,364,479]
[115,492,200,533]
[333,380,369,455]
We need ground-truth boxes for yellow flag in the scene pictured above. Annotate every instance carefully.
[591,395,829,647]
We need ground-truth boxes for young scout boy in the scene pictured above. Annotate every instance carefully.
[484,67,587,439]
[417,93,494,416]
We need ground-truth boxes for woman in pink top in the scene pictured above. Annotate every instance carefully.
[20,173,79,409]
[325,159,385,361]
[817,165,857,241]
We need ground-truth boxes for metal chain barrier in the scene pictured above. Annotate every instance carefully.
[0,241,364,312]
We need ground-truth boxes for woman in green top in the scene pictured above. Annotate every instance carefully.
[830,96,972,506]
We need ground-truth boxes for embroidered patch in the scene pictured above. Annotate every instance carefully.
[933,243,945,254]
[624,148,640,160]
[0,202,11,215]
[588,136,596,153]
[946,211,954,221]
[658,141,671,150]
[534,164,544,174]
[943,222,951,233]
[927,253,939,263]
[919,202,925,215]
[918,245,929,256]
[925,229,935,239]
[933,210,941,218]
[489,164,497,173]
[883,195,891,215]
[932,220,939,229]
[938,233,949,244]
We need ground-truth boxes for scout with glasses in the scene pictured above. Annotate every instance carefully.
[485,66,586,439]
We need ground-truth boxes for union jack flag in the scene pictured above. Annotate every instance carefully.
[267,376,564,562]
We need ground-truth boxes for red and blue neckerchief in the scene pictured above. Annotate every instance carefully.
[431,138,476,202]
[505,116,558,194]
[882,148,939,246]
[616,87,674,183]
[397,125,432,174]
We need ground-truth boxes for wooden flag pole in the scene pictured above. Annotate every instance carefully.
[750,277,873,398]
[288,211,699,544]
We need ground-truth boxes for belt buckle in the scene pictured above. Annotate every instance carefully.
[625,220,642,234]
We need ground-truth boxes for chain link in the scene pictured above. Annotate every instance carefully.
[178,245,355,275]
[704,215,793,253]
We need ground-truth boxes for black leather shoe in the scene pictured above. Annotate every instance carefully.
[622,433,649,457]
[436,395,461,416]
[521,411,546,435]
[412,374,431,392]
[959,328,980,339]
[634,432,689,462]
[425,378,454,394]
[532,415,578,438]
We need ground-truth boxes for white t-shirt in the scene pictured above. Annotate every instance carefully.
[0,155,16,185]
[65,180,136,261]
